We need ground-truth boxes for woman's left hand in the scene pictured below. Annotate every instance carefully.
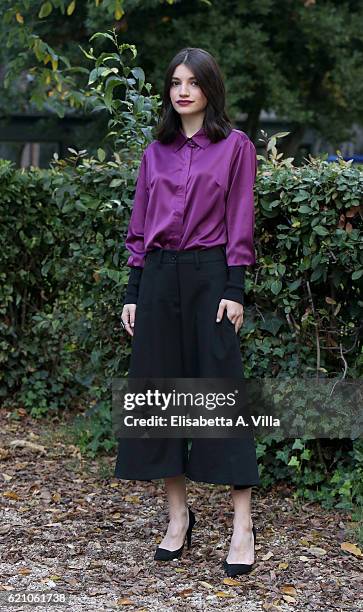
[216,299,244,333]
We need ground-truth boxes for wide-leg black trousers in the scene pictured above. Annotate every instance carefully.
[114,245,260,488]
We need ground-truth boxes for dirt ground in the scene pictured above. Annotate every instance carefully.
[0,409,361,612]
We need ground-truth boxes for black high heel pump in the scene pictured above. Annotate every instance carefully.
[223,524,256,577]
[154,506,196,561]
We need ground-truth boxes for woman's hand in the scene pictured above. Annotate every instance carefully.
[121,304,137,337]
[216,299,244,334]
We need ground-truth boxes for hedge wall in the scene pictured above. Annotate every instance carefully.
[1,150,362,510]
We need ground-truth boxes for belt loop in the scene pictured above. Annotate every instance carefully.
[157,249,163,268]
[194,251,200,270]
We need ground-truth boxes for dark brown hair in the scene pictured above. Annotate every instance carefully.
[154,47,233,144]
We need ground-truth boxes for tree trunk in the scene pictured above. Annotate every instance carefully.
[245,107,262,143]
[280,123,306,158]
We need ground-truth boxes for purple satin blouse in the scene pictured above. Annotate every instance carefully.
[125,126,257,268]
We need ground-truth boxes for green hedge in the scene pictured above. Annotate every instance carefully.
[1,150,362,510]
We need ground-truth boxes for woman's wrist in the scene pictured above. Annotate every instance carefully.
[123,266,143,306]
[222,265,246,305]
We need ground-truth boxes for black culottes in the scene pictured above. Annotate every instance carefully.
[114,245,260,488]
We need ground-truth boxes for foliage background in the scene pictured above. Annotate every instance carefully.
[1,35,362,513]
[1,0,363,156]
[0,4,363,519]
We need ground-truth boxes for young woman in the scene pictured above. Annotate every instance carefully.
[116,47,260,577]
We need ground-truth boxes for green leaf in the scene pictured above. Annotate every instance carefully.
[310,266,324,282]
[89,32,115,43]
[259,316,284,336]
[292,438,304,450]
[277,264,286,275]
[104,77,123,108]
[311,253,322,267]
[314,225,329,236]
[131,67,145,91]
[109,178,122,187]
[272,131,290,139]
[97,148,106,162]
[293,191,310,202]
[271,280,282,295]
[88,67,112,85]
[38,2,53,18]
[67,0,76,16]
[288,456,300,468]
[287,279,301,291]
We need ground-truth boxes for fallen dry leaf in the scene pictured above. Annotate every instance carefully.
[283,595,296,603]
[308,546,327,556]
[223,577,241,586]
[178,588,193,597]
[280,585,297,596]
[262,551,274,561]
[341,541,362,557]
[3,491,21,500]
[9,439,46,453]
[124,495,140,503]
[278,562,289,569]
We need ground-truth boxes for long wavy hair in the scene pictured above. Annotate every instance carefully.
[154,47,233,145]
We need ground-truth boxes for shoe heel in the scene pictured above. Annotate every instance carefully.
[186,507,196,549]
[154,506,196,561]
[252,524,257,545]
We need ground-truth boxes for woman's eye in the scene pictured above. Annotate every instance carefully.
[171,80,199,86]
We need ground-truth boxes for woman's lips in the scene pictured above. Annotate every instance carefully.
[177,101,193,105]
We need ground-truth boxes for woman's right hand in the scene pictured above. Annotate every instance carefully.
[121,304,137,337]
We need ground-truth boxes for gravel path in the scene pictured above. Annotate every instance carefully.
[0,411,361,611]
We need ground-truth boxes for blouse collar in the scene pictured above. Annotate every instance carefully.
[172,126,211,151]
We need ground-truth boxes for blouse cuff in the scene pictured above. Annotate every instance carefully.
[222,265,246,305]
[123,266,143,306]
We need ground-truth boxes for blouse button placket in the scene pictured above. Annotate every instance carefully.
[174,139,197,248]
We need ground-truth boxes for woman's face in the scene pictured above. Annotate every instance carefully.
[169,64,207,118]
